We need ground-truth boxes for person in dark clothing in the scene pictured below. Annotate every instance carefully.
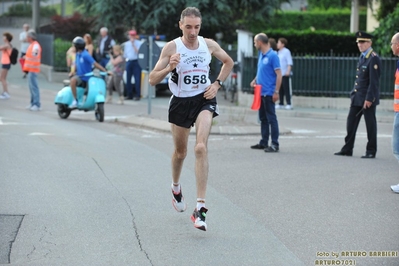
[334,31,381,159]
[96,27,115,68]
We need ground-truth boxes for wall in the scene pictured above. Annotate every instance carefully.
[367,0,380,32]
[0,16,51,29]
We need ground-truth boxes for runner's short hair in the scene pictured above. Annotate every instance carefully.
[180,7,202,21]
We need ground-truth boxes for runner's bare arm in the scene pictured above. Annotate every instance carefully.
[149,41,178,86]
[202,39,234,99]
[205,38,234,83]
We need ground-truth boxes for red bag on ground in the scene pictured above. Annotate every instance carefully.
[251,84,262,110]
[19,58,25,71]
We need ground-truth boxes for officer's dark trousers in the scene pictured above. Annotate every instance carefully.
[279,76,291,105]
[342,105,377,154]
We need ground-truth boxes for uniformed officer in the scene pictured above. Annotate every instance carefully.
[334,31,382,158]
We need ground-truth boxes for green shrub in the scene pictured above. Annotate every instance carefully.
[275,10,366,31]
[50,12,97,41]
[249,9,367,34]
[53,38,72,72]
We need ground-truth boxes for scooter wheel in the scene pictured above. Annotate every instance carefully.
[57,104,71,119]
[95,103,104,122]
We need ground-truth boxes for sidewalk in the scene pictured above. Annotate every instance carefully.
[4,61,395,136]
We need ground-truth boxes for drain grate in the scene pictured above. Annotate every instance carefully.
[0,215,24,264]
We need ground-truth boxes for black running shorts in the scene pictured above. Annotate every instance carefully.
[168,92,219,128]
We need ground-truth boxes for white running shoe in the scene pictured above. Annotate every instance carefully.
[0,92,10,99]
[285,105,293,110]
[69,100,77,108]
[390,184,399,193]
[275,104,282,109]
[171,185,187,212]
[30,105,41,111]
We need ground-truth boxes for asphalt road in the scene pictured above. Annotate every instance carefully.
[1,71,399,265]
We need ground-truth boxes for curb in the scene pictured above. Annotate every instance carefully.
[112,115,292,136]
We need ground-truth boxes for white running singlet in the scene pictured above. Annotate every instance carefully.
[168,36,212,97]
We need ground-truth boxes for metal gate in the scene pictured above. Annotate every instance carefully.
[242,53,397,98]
[37,33,54,66]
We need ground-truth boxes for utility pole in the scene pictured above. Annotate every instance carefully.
[32,0,40,32]
[61,0,66,17]
[350,0,359,33]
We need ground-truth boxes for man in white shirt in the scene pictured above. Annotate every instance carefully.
[123,30,142,100]
[276,38,293,110]
[148,7,234,231]
[19,23,30,78]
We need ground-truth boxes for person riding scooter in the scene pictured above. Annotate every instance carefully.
[69,36,108,108]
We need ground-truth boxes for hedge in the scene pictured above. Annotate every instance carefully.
[270,10,367,32]
[263,29,364,55]
[53,38,72,72]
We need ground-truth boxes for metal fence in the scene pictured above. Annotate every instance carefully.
[242,53,398,99]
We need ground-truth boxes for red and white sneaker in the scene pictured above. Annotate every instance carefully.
[190,207,208,231]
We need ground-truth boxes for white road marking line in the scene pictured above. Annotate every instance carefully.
[0,117,25,125]
[290,129,318,133]
[28,132,52,136]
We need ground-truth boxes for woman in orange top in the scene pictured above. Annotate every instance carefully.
[0,32,13,99]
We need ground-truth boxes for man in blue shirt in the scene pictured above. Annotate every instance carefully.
[250,33,282,152]
[69,36,108,108]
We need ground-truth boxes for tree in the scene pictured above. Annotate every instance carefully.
[372,3,399,56]
[71,0,281,43]
[307,0,398,34]
[376,0,398,19]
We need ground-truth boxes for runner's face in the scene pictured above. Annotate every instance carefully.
[180,16,201,44]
